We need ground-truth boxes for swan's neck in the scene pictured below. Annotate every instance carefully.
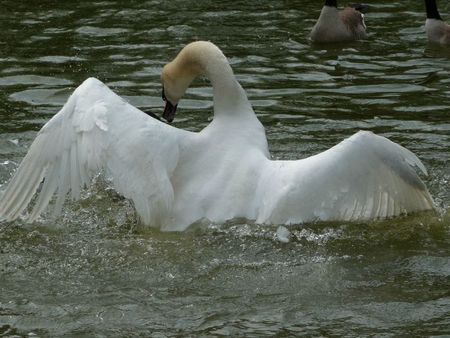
[172,41,254,121]
[205,55,253,120]
[324,0,338,8]
[425,0,441,20]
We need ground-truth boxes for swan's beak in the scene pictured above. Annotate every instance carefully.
[161,87,177,123]
[163,101,178,123]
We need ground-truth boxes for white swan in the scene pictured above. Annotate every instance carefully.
[424,0,450,44]
[0,41,434,231]
[310,0,368,43]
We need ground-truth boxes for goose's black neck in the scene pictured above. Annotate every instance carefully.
[325,0,337,8]
[425,0,442,20]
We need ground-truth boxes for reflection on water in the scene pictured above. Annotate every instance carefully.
[0,0,449,336]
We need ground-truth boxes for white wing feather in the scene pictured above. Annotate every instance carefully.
[0,77,182,226]
[0,78,434,228]
[258,131,434,224]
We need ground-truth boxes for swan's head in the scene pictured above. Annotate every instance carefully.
[161,42,206,123]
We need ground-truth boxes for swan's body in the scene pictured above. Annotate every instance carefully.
[0,41,433,231]
[425,0,450,45]
[310,0,368,43]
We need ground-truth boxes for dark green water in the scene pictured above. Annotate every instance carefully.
[1,1,449,336]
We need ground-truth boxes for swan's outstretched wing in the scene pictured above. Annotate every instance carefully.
[259,131,434,224]
[0,77,181,226]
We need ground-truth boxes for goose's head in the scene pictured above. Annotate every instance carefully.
[161,42,205,123]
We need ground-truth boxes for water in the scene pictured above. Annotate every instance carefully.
[1,1,449,336]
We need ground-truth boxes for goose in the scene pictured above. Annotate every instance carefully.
[424,0,450,44]
[0,41,434,231]
[310,0,368,43]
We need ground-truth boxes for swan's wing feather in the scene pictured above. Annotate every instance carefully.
[309,131,434,220]
[0,77,180,225]
[263,131,434,223]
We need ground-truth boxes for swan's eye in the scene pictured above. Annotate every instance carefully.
[162,87,167,102]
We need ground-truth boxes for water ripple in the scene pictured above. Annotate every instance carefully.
[0,0,449,336]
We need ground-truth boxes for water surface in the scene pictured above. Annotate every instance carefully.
[0,1,449,336]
